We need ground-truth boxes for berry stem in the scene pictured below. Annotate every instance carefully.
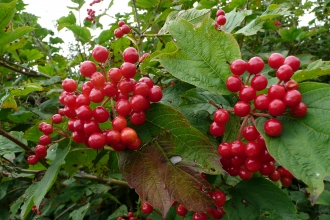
[0,126,34,155]
[53,129,70,138]
[250,115,257,128]
[208,100,222,109]
[251,112,273,118]
[245,73,252,85]
[237,115,250,140]
[101,97,111,107]
[110,98,117,118]
[52,137,69,144]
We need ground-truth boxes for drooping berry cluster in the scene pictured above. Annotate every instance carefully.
[116,211,139,220]
[214,9,226,30]
[114,20,131,38]
[27,45,162,165]
[210,109,229,137]
[85,8,96,23]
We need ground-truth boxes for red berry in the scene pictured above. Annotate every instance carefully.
[118,78,136,95]
[290,102,307,117]
[231,140,245,157]
[105,130,121,146]
[243,125,259,141]
[127,137,141,150]
[42,124,53,135]
[239,86,256,102]
[76,105,93,121]
[267,84,286,100]
[80,61,97,77]
[245,141,262,158]
[231,155,246,167]
[192,212,207,220]
[264,118,282,136]
[148,85,163,102]
[134,82,149,97]
[212,190,226,207]
[62,78,77,92]
[259,161,276,175]
[227,166,239,176]
[130,95,150,112]
[73,119,84,132]
[284,55,300,72]
[108,68,123,83]
[120,62,136,78]
[260,149,274,163]
[88,133,106,149]
[103,82,118,97]
[281,167,294,178]
[121,127,138,144]
[112,141,127,151]
[91,72,106,88]
[76,94,90,107]
[268,170,281,181]
[257,134,266,148]
[89,88,105,103]
[214,109,230,124]
[83,120,100,135]
[210,122,226,136]
[72,131,87,143]
[116,99,131,116]
[138,77,154,88]
[130,111,146,125]
[141,202,153,214]
[283,90,302,107]
[52,114,62,124]
[276,64,293,81]
[27,155,39,165]
[63,106,76,119]
[251,74,268,91]
[176,204,188,216]
[230,59,247,75]
[216,15,226,25]
[123,47,139,64]
[239,166,253,180]
[118,20,125,27]
[39,135,51,145]
[247,57,264,74]
[35,145,47,158]
[245,157,262,172]
[121,24,131,34]
[268,53,285,69]
[226,75,242,92]
[284,79,299,91]
[234,101,250,117]
[281,176,292,187]
[112,116,127,131]
[82,81,94,96]
[114,28,124,38]
[92,106,110,123]
[218,142,232,157]
[92,45,109,63]
[268,99,286,116]
[254,94,270,111]
[216,9,225,16]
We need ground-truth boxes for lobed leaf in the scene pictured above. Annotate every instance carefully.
[256,82,330,203]
[0,0,16,30]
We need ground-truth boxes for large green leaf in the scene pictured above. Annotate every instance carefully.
[292,59,330,82]
[119,103,222,216]
[0,131,26,154]
[66,25,91,44]
[158,17,241,95]
[225,8,252,33]
[0,26,34,45]
[158,8,211,35]
[19,49,44,61]
[0,0,16,30]
[10,83,43,96]
[224,178,298,219]
[256,82,330,203]
[57,11,76,30]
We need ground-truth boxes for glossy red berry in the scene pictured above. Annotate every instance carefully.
[230,59,247,75]
[27,155,39,165]
[245,157,262,172]
[35,145,47,158]
[283,90,302,107]
[234,101,250,117]
[103,82,118,97]
[82,81,94,96]
[76,105,93,121]
[290,102,307,117]
[251,74,268,91]
[88,133,106,149]
[276,64,293,81]
[192,212,207,220]
[121,24,131,34]
[148,85,163,102]
[243,125,259,141]
[268,99,286,116]
[247,57,264,74]
[121,127,138,145]
[116,99,131,116]
[284,55,300,72]
[130,111,146,125]
[239,86,256,102]
[89,88,105,103]
[42,124,53,135]
[52,114,62,124]
[80,61,97,77]
[134,82,149,97]
[118,78,136,95]
[267,84,286,100]
[118,20,125,27]
[281,176,292,187]
[108,68,123,83]
[218,142,232,157]
[216,9,225,16]
[92,106,110,123]
[259,161,276,175]
[245,141,262,158]
[226,75,242,92]
[123,47,139,64]
[239,166,253,180]
[83,120,100,135]
[210,122,226,136]
[216,15,226,25]
[92,45,109,63]
[91,72,106,88]
[112,116,127,131]
[212,190,226,207]
[72,131,87,143]
[268,170,281,182]
[130,95,150,112]
[139,77,154,88]
[176,204,188,216]
[254,94,270,111]
[76,94,90,107]
[62,78,77,92]
[284,79,299,91]
[141,202,153,214]
[39,135,51,145]
[127,137,141,150]
[264,118,282,136]
[120,62,136,78]
[268,53,285,69]
[213,109,230,124]
[231,140,245,157]
[114,28,124,38]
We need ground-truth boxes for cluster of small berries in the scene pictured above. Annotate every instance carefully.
[31,205,42,215]
[226,53,306,137]
[114,20,131,38]
[209,109,229,137]
[27,45,162,165]
[214,9,226,30]
[85,9,96,23]
[116,211,142,220]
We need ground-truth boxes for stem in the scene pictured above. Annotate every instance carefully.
[0,126,34,154]
[208,100,222,109]
[0,59,51,78]
[101,97,111,107]
[237,115,250,140]
[131,0,143,55]
[110,98,117,118]
[141,33,171,37]
[245,73,252,85]
[74,173,129,187]
[251,112,272,118]
[54,203,77,220]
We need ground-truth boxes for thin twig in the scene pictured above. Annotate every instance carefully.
[54,203,77,220]
[0,59,51,78]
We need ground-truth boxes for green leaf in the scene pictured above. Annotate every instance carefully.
[0,26,34,45]
[256,82,330,203]
[0,0,16,30]
[279,27,304,42]
[222,113,241,143]
[0,131,27,155]
[19,183,39,219]
[292,60,330,82]
[97,29,113,44]
[69,203,90,220]
[10,83,43,96]
[66,25,91,43]
[158,17,241,95]
[57,11,76,30]
[119,103,222,216]
[107,205,128,220]
[33,142,70,208]
[1,95,17,110]
[225,8,252,33]
[158,8,211,35]
[235,4,289,36]
[224,178,298,219]
[316,190,330,206]
[19,49,44,61]
[70,0,85,10]
[8,106,34,123]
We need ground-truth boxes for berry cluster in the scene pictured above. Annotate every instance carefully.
[114,20,131,38]
[116,211,141,220]
[90,0,102,6]
[27,45,162,165]
[214,9,226,30]
[31,205,42,216]
[85,8,96,23]
[210,109,229,137]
